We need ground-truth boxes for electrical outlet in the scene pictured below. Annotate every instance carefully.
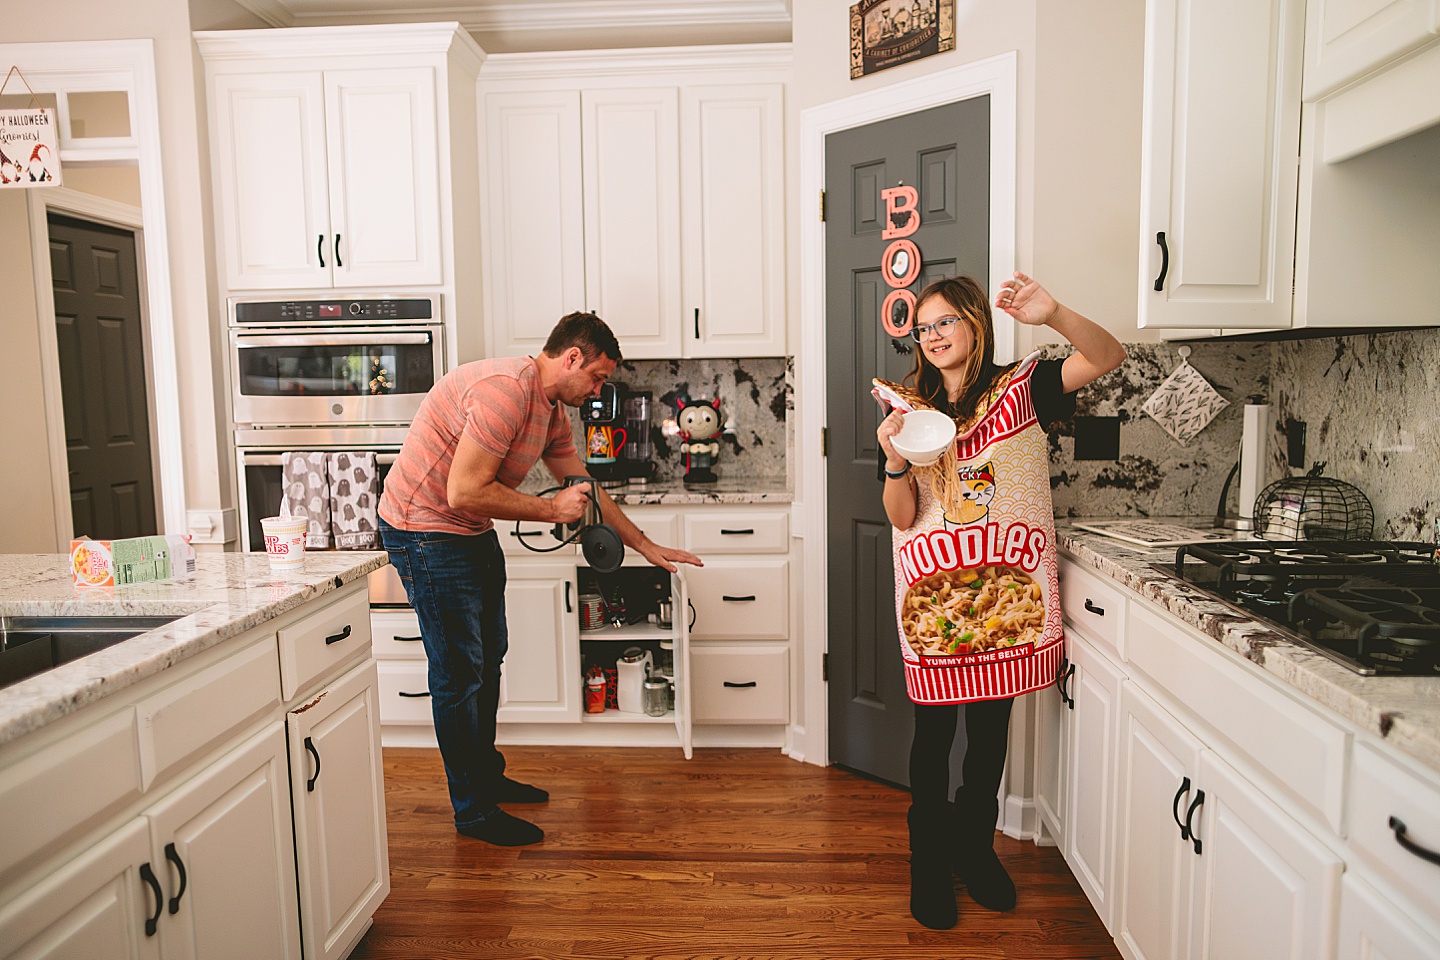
[1074,416,1121,461]
[1286,419,1306,468]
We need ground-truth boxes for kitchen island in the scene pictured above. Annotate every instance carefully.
[1045,521,1440,960]
[0,551,390,960]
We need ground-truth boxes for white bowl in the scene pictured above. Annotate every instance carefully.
[891,410,957,466]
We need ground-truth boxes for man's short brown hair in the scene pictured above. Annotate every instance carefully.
[542,311,622,363]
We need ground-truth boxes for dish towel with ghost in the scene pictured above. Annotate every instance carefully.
[327,452,379,549]
[1141,357,1230,445]
[873,352,1064,705]
[280,452,332,549]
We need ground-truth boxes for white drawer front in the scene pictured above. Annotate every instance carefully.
[1347,741,1440,923]
[1059,556,1126,655]
[1127,601,1348,833]
[371,609,426,660]
[376,660,435,725]
[691,645,789,724]
[277,585,372,701]
[498,518,575,557]
[684,510,789,554]
[688,560,789,640]
[626,506,679,551]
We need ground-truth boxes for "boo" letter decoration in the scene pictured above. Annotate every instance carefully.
[879,185,922,338]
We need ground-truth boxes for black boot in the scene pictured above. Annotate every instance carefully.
[951,786,1016,911]
[907,804,958,929]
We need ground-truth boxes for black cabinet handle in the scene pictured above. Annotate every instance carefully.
[324,624,352,645]
[565,581,573,613]
[511,529,544,538]
[317,234,325,268]
[140,862,162,936]
[1172,777,1192,837]
[334,234,343,268]
[722,595,757,602]
[723,681,758,688]
[1057,662,1076,710]
[688,599,697,630]
[1084,599,1105,616]
[393,634,422,643]
[164,842,187,914]
[694,307,700,338]
[1184,790,1206,854]
[720,528,755,535]
[1389,816,1440,866]
[1154,231,1169,291]
[304,736,321,792]
[398,690,431,698]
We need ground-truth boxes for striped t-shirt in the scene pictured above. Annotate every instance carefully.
[378,356,577,535]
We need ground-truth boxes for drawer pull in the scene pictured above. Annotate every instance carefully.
[394,634,422,643]
[1083,598,1105,616]
[1389,816,1440,867]
[722,595,757,602]
[1057,661,1076,710]
[304,736,321,792]
[723,681,758,688]
[398,690,431,698]
[1184,790,1206,855]
[324,624,353,645]
[720,528,755,535]
[511,529,544,538]
[164,842,187,914]
[1172,777,1192,837]
[140,862,163,936]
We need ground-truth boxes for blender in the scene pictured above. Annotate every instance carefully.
[619,389,657,482]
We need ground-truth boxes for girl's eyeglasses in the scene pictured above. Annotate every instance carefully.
[910,316,960,343]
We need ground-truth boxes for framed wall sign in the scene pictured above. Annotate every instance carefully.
[0,68,61,189]
[850,0,956,79]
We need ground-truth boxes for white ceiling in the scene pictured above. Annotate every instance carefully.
[233,0,794,53]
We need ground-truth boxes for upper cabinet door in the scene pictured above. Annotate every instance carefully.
[211,71,332,291]
[324,68,442,289]
[483,90,586,357]
[582,87,684,359]
[680,84,786,358]
[1137,0,1306,330]
[1304,0,1440,100]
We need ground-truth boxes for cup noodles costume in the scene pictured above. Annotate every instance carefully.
[873,353,1063,704]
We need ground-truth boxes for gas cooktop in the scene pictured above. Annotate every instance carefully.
[1153,541,1440,676]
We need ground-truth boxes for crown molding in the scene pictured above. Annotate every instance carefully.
[194,20,485,69]
[477,41,792,80]
[243,0,790,32]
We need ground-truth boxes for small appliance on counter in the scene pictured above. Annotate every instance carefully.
[582,382,657,484]
[618,389,657,482]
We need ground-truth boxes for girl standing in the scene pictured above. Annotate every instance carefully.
[874,273,1125,930]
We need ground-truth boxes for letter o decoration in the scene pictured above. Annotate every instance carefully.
[883,238,921,288]
[881,288,917,338]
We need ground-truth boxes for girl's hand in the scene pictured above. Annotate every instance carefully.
[995,271,1059,326]
[877,409,907,469]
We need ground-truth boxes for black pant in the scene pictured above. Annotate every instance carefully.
[909,698,1015,807]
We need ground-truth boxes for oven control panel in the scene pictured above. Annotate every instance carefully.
[231,297,435,325]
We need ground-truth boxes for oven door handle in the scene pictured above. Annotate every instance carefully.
[240,453,400,467]
[235,333,433,348]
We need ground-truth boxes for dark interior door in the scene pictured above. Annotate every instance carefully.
[825,96,991,785]
[49,214,156,540]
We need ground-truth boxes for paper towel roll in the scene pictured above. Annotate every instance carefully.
[1238,400,1271,521]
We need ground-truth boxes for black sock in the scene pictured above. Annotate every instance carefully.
[495,776,549,803]
[457,808,544,846]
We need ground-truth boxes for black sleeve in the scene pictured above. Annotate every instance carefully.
[1029,359,1076,430]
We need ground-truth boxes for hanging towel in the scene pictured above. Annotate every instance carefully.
[280,452,332,549]
[1141,349,1230,445]
[328,452,379,549]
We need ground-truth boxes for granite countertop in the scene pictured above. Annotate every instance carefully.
[1057,520,1440,776]
[0,552,387,748]
[517,473,793,505]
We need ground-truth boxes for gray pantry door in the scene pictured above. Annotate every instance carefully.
[48,214,157,540]
[825,96,990,785]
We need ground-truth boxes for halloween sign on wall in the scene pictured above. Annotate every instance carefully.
[0,68,62,189]
[849,0,956,80]
[880,184,922,339]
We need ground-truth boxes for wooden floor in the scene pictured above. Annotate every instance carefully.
[352,746,1121,960]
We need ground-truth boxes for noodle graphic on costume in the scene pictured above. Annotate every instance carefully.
[902,565,1044,659]
[933,460,994,528]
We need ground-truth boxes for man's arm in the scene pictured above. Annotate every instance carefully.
[448,434,589,524]
[543,452,704,573]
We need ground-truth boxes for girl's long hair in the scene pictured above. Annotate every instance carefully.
[904,275,1011,419]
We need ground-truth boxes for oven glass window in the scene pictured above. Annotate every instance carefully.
[244,458,394,549]
[238,342,436,398]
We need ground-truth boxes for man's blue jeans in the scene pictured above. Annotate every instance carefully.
[379,518,508,829]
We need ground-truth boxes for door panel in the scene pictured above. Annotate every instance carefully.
[825,96,990,785]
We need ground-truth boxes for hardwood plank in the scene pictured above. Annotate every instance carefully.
[351,746,1121,960]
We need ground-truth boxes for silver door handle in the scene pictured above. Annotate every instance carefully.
[236,333,432,348]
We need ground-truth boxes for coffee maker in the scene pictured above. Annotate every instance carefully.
[580,382,626,482]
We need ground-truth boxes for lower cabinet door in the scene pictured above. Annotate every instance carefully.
[497,562,580,723]
[287,660,389,960]
[690,644,788,724]
[1338,872,1440,960]
[0,818,158,960]
[1188,750,1341,960]
[1065,635,1124,933]
[145,722,300,960]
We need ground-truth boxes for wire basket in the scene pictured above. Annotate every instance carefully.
[1253,465,1373,541]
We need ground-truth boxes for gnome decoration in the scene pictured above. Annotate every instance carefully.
[675,395,723,484]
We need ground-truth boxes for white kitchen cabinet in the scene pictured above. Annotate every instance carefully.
[197,23,482,299]
[1303,0,1440,100]
[1338,872,1440,960]
[1063,632,1124,934]
[286,659,388,960]
[481,50,788,359]
[497,561,581,724]
[1137,0,1306,331]
[1032,653,1068,850]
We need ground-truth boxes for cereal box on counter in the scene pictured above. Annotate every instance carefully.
[70,535,197,588]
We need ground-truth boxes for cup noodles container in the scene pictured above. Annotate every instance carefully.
[71,535,197,588]
[260,516,308,570]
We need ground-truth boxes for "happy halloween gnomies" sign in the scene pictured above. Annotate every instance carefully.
[0,109,61,188]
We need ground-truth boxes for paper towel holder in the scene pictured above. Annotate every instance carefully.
[1214,395,1269,531]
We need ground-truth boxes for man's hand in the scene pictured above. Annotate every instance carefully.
[548,482,592,524]
[637,540,704,573]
